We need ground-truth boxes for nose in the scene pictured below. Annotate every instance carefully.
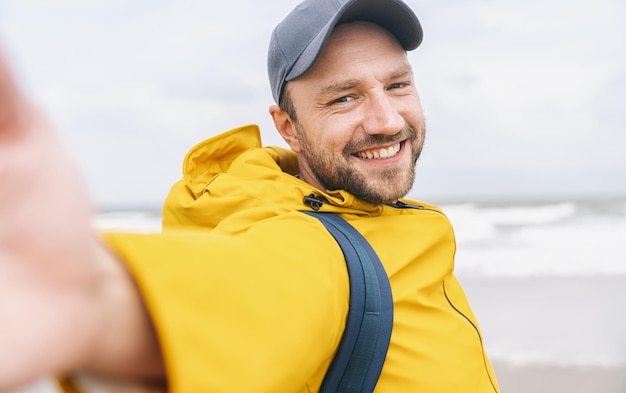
[362,91,405,135]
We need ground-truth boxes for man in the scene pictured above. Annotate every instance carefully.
[0,0,499,392]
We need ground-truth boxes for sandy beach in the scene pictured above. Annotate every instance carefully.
[494,362,626,393]
[460,274,626,393]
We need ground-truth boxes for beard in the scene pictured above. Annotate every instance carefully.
[295,122,425,205]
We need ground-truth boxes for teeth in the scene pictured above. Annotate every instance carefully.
[356,143,401,159]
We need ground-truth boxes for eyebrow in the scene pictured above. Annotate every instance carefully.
[317,65,414,99]
[318,79,362,99]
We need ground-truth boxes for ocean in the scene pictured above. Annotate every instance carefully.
[11,198,626,393]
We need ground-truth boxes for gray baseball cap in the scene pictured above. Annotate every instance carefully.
[267,0,423,103]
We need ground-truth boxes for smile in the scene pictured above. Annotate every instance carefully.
[354,142,402,160]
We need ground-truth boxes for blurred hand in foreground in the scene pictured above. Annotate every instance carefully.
[0,47,164,391]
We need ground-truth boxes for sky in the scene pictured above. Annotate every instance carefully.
[0,0,624,208]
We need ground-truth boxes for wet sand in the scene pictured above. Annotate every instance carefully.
[460,274,626,393]
[493,362,626,393]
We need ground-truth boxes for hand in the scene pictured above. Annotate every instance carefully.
[0,46,164,391]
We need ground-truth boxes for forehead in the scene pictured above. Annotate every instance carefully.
[291,22,410,89]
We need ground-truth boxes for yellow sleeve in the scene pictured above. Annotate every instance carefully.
[102,217,349,393]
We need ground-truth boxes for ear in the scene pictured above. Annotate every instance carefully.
[269,105,302,153]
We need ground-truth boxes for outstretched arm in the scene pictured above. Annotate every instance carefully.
[0,46,164,391]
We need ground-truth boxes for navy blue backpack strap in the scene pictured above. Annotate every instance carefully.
[303,211,394,393]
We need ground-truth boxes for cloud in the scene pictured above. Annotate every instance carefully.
[406,0,626,200]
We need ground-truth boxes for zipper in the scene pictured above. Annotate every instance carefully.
[388,200,446,216]
[304,196,446,215]
[388,200,424,209]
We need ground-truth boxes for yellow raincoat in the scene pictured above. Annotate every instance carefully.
[68,124,499,392]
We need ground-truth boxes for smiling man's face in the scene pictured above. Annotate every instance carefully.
[280,21,426,205]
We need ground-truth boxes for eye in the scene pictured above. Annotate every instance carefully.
[388,82,409,90]
[329,95,355,105]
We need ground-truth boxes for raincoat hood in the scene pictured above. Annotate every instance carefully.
[163,124,385,230]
